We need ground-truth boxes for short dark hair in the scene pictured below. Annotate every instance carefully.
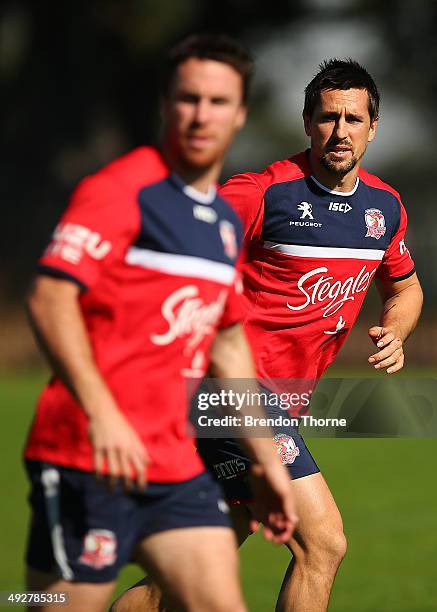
[303,59,380,122]
[162,34,253,105]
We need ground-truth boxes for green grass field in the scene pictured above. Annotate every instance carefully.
[1,371,437,611]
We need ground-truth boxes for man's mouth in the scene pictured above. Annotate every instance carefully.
[187,134,213,148]
[327,146,352,158]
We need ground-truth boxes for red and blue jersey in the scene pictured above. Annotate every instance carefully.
[219,150,415,385]
[25,146,243,482]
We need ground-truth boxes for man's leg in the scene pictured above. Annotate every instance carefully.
[110,505,251,612]
[276,472,347,612]
[136,526,246,612]
[26,567,115,612]
[109,577,163,612]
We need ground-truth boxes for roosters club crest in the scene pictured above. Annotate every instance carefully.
[219,220,238,260]
[273,433,300,465]
[364,208,386,240]
[79,529,117,569]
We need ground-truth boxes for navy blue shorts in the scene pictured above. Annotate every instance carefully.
[25,461,231,583]
[197,406,319,503]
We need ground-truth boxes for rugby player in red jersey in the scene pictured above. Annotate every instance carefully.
[24,35,298,612]
[112,59,423,612]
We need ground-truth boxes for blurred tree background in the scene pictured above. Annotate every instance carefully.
[1,0,436,369]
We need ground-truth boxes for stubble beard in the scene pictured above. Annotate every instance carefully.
[320,152,358,176]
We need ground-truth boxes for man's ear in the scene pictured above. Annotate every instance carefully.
[235,105,247,131]
[368,119,378,143]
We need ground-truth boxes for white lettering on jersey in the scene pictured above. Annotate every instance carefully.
[150,285,227,348]
[286,265,376,317]
[328,202,352,213]
[399,239,410,257]
[46,223,112,264]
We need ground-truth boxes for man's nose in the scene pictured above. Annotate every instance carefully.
[193,99,210,124]
[334,116,347,140]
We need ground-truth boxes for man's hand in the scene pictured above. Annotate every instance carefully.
[368,326,404,374]
[248,460,298,544]
[89,408,149,491]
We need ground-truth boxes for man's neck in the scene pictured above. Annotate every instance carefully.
[308,150,360,193]
[161,144,221,194]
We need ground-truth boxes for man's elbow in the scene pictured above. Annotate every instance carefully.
[26,275,80,322]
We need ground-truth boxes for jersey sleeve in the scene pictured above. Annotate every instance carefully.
[376,198,415,282]
[219,174,265,243]
[218,271,244,329]
[38,173,140,290]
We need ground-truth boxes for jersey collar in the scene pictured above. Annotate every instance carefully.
[310,174,360,196]
[169,173,217,204]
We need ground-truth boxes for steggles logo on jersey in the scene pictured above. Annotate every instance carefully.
[286,265,377,317]
[328,201,352,213]
[324,315,347,335]
[219,220,238,260]
[364,208,386,239]
[181,348,207,378]
[150,285,227,348]
[45,222,112,264]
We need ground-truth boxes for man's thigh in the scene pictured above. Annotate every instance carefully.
[228,471,343,552]
[137,527,246,612]
[27,567,115,612]
[287,471,345,554]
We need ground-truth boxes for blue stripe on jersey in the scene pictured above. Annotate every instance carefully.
[134,175,243,265]
[262,176,400,250]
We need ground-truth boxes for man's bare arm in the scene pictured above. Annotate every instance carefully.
[368,272,423,374]
[27,275,148,487]
[209,323,298,542]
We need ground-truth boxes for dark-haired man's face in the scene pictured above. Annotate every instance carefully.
[162,57,246,170]
[304,88,377,177]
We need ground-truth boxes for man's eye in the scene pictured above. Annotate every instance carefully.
[178,94,199,103]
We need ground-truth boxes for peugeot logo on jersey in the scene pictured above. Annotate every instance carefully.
[297,201,314,219]
[289,201,322,228]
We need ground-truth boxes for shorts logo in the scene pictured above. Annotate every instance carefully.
[217,498,230,514]
[79,529,117,569]
[364,208,386,240]
[273,433,300,465]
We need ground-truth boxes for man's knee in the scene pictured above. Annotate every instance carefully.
[110,585,159,612]
[291,525,347,571]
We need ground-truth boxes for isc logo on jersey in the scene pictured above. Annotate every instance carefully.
[328,201,352,213]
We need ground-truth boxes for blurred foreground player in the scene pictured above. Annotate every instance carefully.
[23,35,298,612]
[113,60,423,612]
